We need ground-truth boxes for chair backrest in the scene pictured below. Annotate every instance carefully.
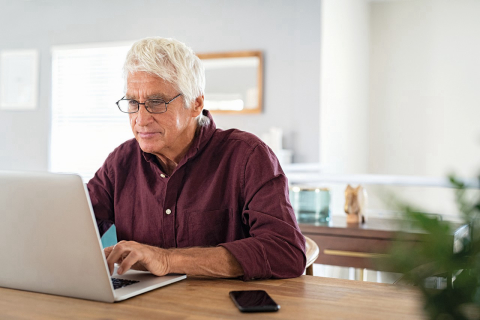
[305,236,319,275]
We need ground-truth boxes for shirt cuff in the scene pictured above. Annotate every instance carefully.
[219,238,272,281]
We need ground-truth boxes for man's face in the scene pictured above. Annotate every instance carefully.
[126,71,201,161]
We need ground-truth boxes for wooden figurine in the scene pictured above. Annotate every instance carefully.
[344,184,367,225]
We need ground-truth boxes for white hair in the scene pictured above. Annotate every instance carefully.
[123,37,209,126]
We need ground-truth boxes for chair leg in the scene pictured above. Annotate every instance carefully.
[306,265,314,276]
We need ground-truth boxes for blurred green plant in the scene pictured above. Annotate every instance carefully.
[383,175,480,320]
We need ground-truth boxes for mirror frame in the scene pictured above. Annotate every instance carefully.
[197,51,263,114]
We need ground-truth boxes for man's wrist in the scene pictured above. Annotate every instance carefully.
[163,248,180,274]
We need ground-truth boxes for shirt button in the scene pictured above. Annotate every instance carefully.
[166,209,172,215]
[160,174,166,178]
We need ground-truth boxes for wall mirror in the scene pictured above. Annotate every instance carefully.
[197,51,263,114]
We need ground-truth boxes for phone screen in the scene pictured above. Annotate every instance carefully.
[229,290,280,312]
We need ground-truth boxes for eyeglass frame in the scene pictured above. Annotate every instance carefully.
[116,93,182,114]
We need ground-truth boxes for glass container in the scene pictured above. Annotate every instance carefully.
[289,186,331,224]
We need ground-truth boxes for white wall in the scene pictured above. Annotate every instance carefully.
[369,0,480,178]
[320,0,480,180]
[0,0,321,172]
[320,0,370,174]
[366,0,480,216]
[317,0,480,218]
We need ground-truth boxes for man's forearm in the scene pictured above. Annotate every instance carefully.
[167,246,244,278]
[105,241,244,278]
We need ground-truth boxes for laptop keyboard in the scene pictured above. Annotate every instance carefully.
[111,278,139,290]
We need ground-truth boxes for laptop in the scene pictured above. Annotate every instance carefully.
[0,170,186,302]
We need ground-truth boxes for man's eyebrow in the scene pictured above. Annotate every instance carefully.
[147,94,167,100]
[124,94,167,100]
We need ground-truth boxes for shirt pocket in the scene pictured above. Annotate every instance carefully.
[183,208,233,247]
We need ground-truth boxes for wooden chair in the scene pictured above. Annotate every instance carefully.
[305,236,320,275]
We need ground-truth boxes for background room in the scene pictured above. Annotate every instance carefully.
[1,0,480,282]
[0,0,320,176]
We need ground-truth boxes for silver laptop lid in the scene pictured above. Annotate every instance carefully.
[0,171,115,302]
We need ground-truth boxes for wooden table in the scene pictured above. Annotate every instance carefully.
[300,216,429,271]
[0,276,425,319]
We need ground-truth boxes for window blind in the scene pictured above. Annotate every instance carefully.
[50,43,133,182]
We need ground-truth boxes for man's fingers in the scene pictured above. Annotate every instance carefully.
[103,241,165,276]
[103,245,114,258]
[117,250,141,275]
[106,242,129,275]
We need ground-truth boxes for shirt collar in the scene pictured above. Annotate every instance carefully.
[182,109,216,162]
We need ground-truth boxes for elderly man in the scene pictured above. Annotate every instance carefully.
[87,37,306,281]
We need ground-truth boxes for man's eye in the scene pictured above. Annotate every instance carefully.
[128,100,138,106]
[148,100,165,107]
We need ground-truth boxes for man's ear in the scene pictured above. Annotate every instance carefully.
[191,95,204,117]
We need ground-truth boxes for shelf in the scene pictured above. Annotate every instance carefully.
[284,171,479,189]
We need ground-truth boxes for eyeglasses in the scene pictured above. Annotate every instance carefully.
[116,93,182,114]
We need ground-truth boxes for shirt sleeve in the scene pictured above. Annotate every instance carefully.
[87,155,115,236]
[220,142,306,280]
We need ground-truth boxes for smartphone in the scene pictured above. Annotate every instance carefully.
[229,290,280,312]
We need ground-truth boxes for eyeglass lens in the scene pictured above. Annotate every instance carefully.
[117,99,167,113]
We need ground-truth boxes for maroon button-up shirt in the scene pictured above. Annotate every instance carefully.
[87,110,306,280]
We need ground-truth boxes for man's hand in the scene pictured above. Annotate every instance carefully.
[104,241,170,276]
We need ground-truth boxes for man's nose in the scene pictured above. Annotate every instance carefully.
[135,104,153,126]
